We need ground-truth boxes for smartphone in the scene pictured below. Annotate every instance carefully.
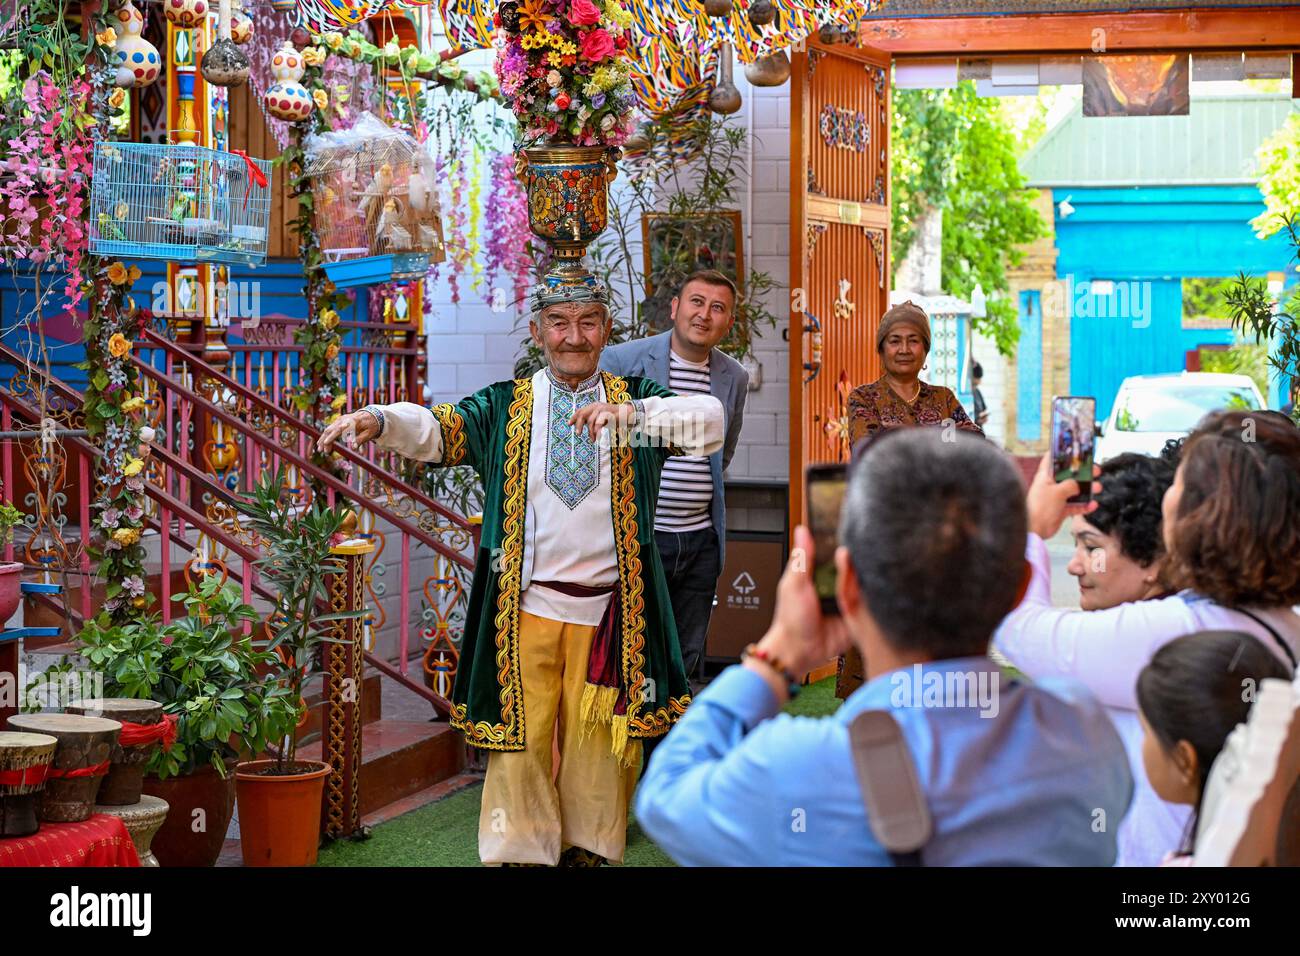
[1050,396,1097,505]
[806,463,849,616]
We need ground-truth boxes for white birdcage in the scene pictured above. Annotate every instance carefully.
[303,113,446,288]
[88,141,272,266]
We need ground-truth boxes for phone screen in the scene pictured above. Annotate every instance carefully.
[806,464,848,615]
[1050,396,1097,505]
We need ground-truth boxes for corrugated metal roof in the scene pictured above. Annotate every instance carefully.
[1021,95,1298,187]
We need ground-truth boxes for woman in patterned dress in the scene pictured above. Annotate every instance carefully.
[846,301,984,446]
[836,301,985,697]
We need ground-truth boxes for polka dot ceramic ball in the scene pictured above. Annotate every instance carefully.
[112,1,161,89]
[164,0,208,28]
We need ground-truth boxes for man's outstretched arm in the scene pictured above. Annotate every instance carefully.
[317,402,445,462]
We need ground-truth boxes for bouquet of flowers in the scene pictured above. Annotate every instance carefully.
[493,0,638,147]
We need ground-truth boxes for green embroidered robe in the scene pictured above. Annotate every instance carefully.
[429,372,691,752]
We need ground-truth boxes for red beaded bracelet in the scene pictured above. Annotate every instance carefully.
[742,643,802,696]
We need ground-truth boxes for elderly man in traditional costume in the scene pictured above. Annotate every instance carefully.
[318,275,724,866]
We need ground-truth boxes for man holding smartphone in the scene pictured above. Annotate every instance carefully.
[601,270,750,688]
[636,428,1132,865]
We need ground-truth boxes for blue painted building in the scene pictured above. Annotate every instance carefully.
[1004,95,1298,451]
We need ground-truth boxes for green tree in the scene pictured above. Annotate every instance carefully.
[1251,113,1300,239]
[891,82,1047,355]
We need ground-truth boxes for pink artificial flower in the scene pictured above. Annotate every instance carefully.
[580,28,615,63]
[568,0,601,26]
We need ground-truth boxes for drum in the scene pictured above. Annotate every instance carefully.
[5,714,122,822]
[0,731,58,836]
[66,699,166,806]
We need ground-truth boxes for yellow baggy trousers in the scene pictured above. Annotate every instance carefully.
[478,610,642,865]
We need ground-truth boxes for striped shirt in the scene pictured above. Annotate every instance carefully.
[656,351,715,533]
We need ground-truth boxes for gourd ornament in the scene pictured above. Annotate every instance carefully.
[263,42,315,122]
[111,1,161,90]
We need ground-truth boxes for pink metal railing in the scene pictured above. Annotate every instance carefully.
[132,327,473,710]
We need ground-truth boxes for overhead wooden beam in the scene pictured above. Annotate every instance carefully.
[861,8,1300,57]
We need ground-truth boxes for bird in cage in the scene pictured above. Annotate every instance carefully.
[407,153,436,215]
[97,212,128,242]
[375,198,412,252]
[358,162,394,223]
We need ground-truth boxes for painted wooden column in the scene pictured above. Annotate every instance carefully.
[322,538,374,841]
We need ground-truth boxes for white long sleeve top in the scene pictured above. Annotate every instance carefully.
[373,368,725,626]
[994,532,1300,867]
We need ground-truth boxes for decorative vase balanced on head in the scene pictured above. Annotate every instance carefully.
[263,41,315,122]
[517,145,618,292]
[110,1,161,89]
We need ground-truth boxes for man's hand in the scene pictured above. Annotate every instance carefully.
[569,401,634,442]
[747,527,853,696]
[317,409,381,455]
[1026,452,1101,540]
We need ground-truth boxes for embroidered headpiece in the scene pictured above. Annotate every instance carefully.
[530,270,611,315]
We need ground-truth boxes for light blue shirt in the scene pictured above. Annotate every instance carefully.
[635,657,1134,866]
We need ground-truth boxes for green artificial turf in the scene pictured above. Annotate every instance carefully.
[316,677,841,867]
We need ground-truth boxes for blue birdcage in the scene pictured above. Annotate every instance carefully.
[89,141,273,266]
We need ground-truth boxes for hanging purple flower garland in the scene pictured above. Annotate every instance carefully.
[483,150,533,313]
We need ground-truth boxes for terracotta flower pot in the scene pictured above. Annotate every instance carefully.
[0,562,23,626]
[235,759,330,867]
[141,762,237,867]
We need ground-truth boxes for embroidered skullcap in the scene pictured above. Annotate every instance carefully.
[530,271,611,315]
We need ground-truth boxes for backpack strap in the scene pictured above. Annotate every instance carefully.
[847,710,933,866]
[1233,607,1298,673]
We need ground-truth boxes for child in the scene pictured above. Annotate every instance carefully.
[1136,630,1293,864]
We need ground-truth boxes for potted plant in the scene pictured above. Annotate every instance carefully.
[75,575,295,866]
[232,469,362,867]
[0,498,25,625]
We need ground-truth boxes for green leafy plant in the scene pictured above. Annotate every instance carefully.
[74,574,293,779]
[235,468,364,774]
[892,82,1048,355]
[0,500,23,546]
[1227,214,1300,421]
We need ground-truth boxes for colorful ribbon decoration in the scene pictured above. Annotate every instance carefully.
[45,760,111,780]
[0,765,51,787]
[231,149,269,211]
[117,713,179,752]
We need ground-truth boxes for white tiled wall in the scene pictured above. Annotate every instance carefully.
[423,53,792,480]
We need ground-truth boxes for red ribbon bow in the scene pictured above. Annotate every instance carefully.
[0,764,51,787]
[231,148,268,211]
[118,713,179,751]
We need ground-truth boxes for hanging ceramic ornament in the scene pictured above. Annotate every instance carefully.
[263,41,315,122]
[703,0,733,16]
[269,0,297,12]
[748,0,776,27]
[709,43,742,114]
[201,0,249,87]
[744,50,791,87]
[230,0,253,44]
[110,1,161,89]
[163,0,209,28]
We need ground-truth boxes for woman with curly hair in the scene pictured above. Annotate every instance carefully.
[995,410,1300,866]
[1067,450,1177,610]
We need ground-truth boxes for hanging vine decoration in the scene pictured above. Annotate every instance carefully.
[281,32,503,487]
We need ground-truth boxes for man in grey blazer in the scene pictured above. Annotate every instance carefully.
[601,270,749,689]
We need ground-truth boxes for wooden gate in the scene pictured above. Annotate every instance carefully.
[788,39,892,529]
